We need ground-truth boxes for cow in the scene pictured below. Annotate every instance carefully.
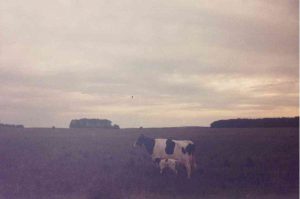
[158,158,179,175]
[134,134,197,178]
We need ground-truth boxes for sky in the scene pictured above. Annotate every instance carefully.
[0,0,299,128]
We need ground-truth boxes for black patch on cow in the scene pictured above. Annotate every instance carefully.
[165,139,175,155]
[182,147,186,154]
[143,136,155,155]
[185,143,195,155]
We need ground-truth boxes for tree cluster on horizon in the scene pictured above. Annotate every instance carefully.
[69,118,120,129]
[210,117,299,128]
[0,122,24,128]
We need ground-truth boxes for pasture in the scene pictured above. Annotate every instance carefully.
[0,127,298,199]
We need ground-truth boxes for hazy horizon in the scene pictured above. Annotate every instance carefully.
[0,0,299,128]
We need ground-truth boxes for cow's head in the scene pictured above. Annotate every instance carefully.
[133,134,145,147]
[133,134,155,154]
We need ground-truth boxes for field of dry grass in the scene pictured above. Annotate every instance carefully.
[0,127,298,199]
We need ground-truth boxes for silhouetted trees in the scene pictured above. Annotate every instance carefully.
[0,123,24,128]
[69,118,120,129]
[210,117,299,128]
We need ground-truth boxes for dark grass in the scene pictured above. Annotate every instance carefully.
[0,127,298,199]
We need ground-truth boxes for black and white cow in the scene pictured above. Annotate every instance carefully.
[134,134,197,178]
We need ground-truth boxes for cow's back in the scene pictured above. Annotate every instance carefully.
[152,139,168,159]
[152,139,194,161]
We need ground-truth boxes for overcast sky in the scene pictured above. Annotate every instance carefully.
[0,0,298,128]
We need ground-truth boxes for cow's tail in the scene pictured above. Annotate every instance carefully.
[186,143,197,170]
[186,143,195,155]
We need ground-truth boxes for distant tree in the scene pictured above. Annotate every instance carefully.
[113,124,120,129]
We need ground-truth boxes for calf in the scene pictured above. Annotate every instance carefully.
[134,134,197,178]
[158,158,179,175]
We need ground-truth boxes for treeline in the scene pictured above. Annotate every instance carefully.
[69,118,120,129]
[0,123,24,128]
[210,117,299,128]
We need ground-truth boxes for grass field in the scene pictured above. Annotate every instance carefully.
[0,127,298,199]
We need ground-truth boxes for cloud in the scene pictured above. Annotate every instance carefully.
[0,0,298,127]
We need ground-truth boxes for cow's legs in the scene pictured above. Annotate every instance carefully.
[159,165,165,174]
[185,162,192,179]
[191,155,197,170]
[160,168,163,174]
[175,169,178,175]
[170,165,178,175]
